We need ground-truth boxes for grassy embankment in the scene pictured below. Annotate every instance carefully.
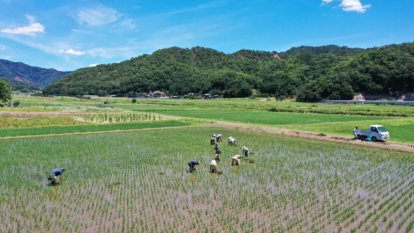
[1,127,414,232]
[0,120,193,138]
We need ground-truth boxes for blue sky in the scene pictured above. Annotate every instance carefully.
[0,0,413,71]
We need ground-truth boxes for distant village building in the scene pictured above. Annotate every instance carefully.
[127,93,137,98]
[82,95,98,98]
[353,92,414,101]
[153,90,165,97]
[204,93,212,99]
[397,93,414,101]
[148,91,154,98]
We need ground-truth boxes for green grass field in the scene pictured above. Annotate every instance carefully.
[127,106,414,143]
[1,127,414,232]
[282,118,414,143]
[4,96,414,143]
[0,120,192,138]
[133,109,388,125]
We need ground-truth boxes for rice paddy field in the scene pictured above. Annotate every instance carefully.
[1,126,414,233]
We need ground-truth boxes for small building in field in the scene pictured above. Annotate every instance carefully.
[113,93,125,97]
[153,90,165,97]
[204,93,212,99]
[127,93,137,98]
[82,95,98,98]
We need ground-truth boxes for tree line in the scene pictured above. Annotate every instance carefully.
[43,43,414,101]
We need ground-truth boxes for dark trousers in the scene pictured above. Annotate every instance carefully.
[188,163,195,172]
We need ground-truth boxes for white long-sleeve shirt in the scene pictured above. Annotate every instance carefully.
[210,160,217,166]
[354,128,358,135]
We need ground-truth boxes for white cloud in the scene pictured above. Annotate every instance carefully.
[340,0,371,13]
[321,0,371,13]
[1,14,45,36]
[169,2,222,14]
[53,49,85,55]
[76,5,121,26]
[89,63,99,67]
[64,49,85,55]
[120,19,135,29]
[0,45,5,51]
[321,0,334,5]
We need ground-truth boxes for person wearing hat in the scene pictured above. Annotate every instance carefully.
[231,155,242,166]
[210,160,218,173]
[228,136,236,145]
[211,143,221,161]
[217,134,223,142]
[242,146,249,157]
[210,135,216,145]
[188,161,201,173]
[48,168,65,184]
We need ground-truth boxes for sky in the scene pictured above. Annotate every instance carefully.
[0,0,413,71]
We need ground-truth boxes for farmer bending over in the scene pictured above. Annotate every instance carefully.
[48,168,65,184]
[212,133,216,139]
[242,146,249,157]
[228,137,236,145]
[210,160,218,173]
[217,134,222,142]
[211,136,216,145]
[231,155,242,166]
[188,161,201,173]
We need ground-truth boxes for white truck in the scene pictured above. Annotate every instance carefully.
[356,125,390,141]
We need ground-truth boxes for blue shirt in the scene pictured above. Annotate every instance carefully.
[50,169,63,176]
[189,161,199,165]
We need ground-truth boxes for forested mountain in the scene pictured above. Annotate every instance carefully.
[282,45,366,57]
[44,43,414,101]
[0,59,72,87]
[0,77,41,91]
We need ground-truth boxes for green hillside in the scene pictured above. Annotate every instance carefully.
[282,45,365,57]
[0,59,71,87]
[1,77,41,91]
[44,43,414,101]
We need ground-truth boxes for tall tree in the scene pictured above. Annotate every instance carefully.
[0,78,12,106]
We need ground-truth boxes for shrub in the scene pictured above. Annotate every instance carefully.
[13,100,20,107]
